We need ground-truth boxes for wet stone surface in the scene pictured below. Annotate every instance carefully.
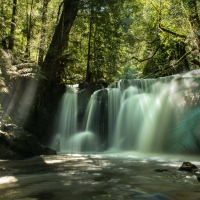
[0,152,200,200]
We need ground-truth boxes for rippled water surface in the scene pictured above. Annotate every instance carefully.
[0,152,200,200]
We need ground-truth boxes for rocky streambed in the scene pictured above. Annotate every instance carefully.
[0,152,200,200]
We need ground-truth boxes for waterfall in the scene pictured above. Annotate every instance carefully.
[52,85,77,152]
[52,86,107,152]
[53,70,200,154]
[68,91,103,152]
[107,88,120,147]
[109,73,200,153]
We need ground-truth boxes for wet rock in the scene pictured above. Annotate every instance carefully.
[11,133,56,157]
[197,176,200,182]
[0,104,56,159]
[178,162,198,172]
[0,143,23,159]
[154,169,171,172]
[0,132,56,160]
[0,131,57,160]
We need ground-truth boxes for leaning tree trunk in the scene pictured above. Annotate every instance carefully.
[41,0,80,84]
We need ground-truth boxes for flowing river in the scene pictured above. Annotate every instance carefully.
[0,152,200,200]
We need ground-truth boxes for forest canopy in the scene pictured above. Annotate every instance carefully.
[0,0,200,84]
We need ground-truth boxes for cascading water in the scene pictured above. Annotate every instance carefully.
[112,79,176,152]
[109,72,200,153]
[107,88,120,147]
[52,85,77,152]
[53,70,200,154]
[52,85,107,152]
[67,90,104,152]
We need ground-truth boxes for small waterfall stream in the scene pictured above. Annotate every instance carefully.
[52,70,200,154]
[68,91,102,152]
[52,85,77,151]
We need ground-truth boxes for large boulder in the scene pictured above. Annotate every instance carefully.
[0,128,56,160]
[0,130,56,160]
[0,107,56,160]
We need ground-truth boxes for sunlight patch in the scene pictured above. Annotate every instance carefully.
[0,176,18,184]
[44,159,64,164]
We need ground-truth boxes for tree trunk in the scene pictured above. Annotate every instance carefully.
[183,0,200,49]
[174,42,190,73]
[38,0,50,65]
[86,5,93,83]
[8,0,17,50]
[25,0,34,58]
[41,0,80,83]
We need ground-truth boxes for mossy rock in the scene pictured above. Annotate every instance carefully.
[0,144,23,160]
[0,131,56,160]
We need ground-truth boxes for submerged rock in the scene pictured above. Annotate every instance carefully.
[197,176,200,182]
[178,162,198,172]
[153,169,171,172]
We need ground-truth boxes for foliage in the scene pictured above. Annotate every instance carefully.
[0,0,200,83]
[0,0,60,59]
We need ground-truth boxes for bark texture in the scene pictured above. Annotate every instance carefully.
[42,0,80,83]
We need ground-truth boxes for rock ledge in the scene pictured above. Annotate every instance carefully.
[0,108,56,160]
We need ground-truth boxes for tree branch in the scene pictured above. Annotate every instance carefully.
[129,43,161,63]
[144,49,193,78]
[158,24,187,39]
[174,49,193,65]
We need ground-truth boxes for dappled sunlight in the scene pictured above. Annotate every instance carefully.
[0,160,8,162]
[0,176,18,184]
[44,159,65,164]
[1,153,200,199]
[70,154,85,157]
[89,155,103,159]
[159,163,182,168]
[63,154,87,160]
[43,154,87,165]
